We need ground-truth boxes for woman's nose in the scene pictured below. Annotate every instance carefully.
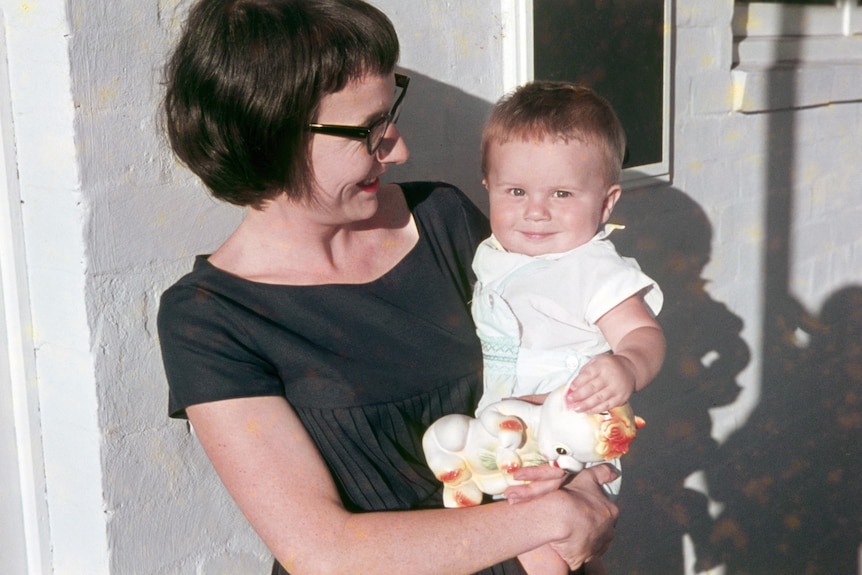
[376,124,410,164]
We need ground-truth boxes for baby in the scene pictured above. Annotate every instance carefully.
[474,81,666,574]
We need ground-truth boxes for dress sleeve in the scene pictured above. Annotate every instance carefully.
[158,283,283,418]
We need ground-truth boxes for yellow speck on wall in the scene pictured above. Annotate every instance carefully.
[98,79,120,107]
[802,164,819,184]
[784,514,801,531]
[725,130,742,144]
[730,80,746,111]
[744,152,764,169]
[745,225,764,244]
[746,14,764,34]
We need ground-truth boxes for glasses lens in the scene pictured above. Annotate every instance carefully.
[368,76,407,154]
[367,117,390,154]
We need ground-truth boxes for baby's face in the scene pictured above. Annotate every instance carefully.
[484,137,620,256]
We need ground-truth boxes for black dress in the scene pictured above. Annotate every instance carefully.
[158,182,530,575]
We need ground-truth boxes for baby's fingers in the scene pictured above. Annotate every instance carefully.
[565,374,609,413]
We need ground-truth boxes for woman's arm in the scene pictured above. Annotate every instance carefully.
[188,394,617,574]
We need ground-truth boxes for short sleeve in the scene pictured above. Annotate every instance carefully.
[584,249,663,324]
[158,283,283,418]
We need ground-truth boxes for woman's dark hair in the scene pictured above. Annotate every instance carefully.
[163,0,400,207]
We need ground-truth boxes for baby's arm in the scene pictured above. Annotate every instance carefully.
[566,294,665,414]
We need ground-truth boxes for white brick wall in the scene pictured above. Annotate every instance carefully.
[2,0,859,573]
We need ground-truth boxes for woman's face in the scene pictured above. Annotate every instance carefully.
[307,73,410,225]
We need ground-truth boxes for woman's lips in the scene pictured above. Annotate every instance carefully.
[358,177,381,193]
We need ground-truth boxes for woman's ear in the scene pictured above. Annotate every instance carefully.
[601,184,622,223]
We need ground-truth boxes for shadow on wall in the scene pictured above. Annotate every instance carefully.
[384,70,492,213]
[602,184,862,574]
[705,286,862,575]
[602,186,748,575]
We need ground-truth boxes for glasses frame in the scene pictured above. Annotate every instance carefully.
[307,73,410,155]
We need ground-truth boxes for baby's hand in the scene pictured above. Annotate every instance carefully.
[565,355,636,413]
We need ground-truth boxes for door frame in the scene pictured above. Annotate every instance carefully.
[0,10,52,574]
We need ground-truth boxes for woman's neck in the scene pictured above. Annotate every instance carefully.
[208,184,417,286]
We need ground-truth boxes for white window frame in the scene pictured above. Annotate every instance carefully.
[732,0,862,112]
[500,0,674,189]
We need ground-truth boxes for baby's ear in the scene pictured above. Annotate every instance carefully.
[601,184,622,223]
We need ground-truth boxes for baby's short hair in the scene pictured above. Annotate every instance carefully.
[481,81,626,185]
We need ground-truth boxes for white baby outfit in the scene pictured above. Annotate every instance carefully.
[472,225,663,415]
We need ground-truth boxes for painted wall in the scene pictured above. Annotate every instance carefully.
[2,0,859,573]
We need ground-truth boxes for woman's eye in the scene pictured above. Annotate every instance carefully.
[509,188,526,197]
[553,190,571,198]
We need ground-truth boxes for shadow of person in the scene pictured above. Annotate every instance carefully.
[602,185,750,574]
[704,286,862,575]
[385,70,492,212]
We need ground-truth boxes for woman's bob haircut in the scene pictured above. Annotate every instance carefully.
[163,0,400,207]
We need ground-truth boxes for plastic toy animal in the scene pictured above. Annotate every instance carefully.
[422,383,645,508]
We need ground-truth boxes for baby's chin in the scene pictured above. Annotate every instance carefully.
[501,234,590,257]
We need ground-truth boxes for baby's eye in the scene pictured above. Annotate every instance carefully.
[553,190,572,198]
[508,188,526,197]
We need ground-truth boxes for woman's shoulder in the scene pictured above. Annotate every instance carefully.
[158,256,249,320]
[397,181,471,210]
[397,181,489,236]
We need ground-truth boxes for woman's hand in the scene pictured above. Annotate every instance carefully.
[504,463,570,504]
[548,464,619,570]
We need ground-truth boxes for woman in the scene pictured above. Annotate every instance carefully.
[158,1,618,573]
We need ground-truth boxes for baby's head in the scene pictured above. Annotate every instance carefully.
[481,82,626,256]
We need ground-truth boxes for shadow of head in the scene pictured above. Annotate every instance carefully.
[384,70,492,212]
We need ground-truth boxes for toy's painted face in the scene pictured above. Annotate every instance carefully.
[537,403,645,472]
[537,411,602,471]
[595,407,645,459]
[546,443,589,473]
